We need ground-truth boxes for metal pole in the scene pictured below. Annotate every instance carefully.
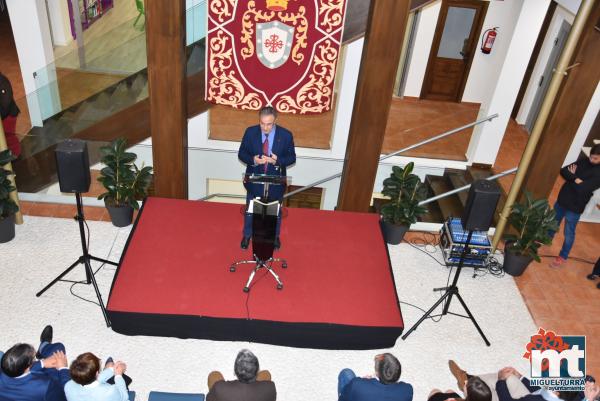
[491,0,595,251]
[0,120,24,224]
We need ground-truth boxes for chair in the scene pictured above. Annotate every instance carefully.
[133,0,145,30]
[148,391,205,401]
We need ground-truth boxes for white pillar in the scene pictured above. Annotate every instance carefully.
[6,0,59,126]
[466,0,550,166]
[47,0,73,46]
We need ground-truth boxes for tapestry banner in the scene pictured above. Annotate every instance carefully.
[206,0,347,114]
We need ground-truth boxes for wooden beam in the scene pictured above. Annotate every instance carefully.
[521,2,600,200]
[146,0,188,199]
[337,0,411,212]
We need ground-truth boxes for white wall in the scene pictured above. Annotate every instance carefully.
[564,82,600,165]
[403,1,441,98]
[516,5,575,124]
[47,0,73,46]
[6,0,56,126]
[467,0,550,165]
[462,0,524,103]
[554,0,581,14]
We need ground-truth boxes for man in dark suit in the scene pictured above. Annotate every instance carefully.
[238,106,296,250]
[0,325,70,401]
[206,349,276,401]
[338,353,413,401]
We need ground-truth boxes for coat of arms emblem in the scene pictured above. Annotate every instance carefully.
[206,0,348,114]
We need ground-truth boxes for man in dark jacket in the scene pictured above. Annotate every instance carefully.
[0,325,70,401]
[338,353,413,401]
[206,349,276,401]
[550,144,600,267]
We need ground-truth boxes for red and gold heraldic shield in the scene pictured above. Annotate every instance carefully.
[206,0,347,114]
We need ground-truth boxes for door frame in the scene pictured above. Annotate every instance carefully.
[420,0,488,102]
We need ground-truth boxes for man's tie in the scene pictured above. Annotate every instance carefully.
[262,135,269,173]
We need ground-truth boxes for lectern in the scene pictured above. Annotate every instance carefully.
[230,174,289,292]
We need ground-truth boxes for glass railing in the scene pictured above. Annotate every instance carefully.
[13,3,208,195]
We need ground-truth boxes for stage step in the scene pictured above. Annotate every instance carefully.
[425,175,463,221]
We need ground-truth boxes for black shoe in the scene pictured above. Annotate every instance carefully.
[241,236,250,249]
[274,237,281,249]
[36,325,53,358]
[587,274,599,281]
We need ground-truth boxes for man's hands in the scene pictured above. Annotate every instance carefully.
[568,164,583,184]
[114,361,127,376]
[498,367,521,381]
[42,351,68,369]
[253,153,278,166]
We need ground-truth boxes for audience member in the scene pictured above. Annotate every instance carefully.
[0,325,69,401]
[586,256,600,290]
[428,376,492,401]
[206,349,276,401]
[338,353,413,401]
[64,353,131,401]
[549,144,600,268]
[448,360,583,401]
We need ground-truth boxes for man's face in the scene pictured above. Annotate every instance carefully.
[259,114,275,134]
[590,154,600,165]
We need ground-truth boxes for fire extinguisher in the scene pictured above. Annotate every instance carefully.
[481,27,498,54]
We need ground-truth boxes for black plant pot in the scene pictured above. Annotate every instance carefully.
[381,220,410,245]
[0,214,16,243]
[503,246,534,277]
[106,204,134,227]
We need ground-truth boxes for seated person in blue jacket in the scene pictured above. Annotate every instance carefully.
[0,325,70,401]
[338,353,413,401]
[447,360,594,401]
[64,353,131,401]
[238,106,296,250]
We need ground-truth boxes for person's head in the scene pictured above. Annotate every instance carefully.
[69,353,101,385]
[374,353,401,384]
[259,106,277,134]
[464,376,492,401]
[234,349,259,383]
[0,343,36,377]
[589,144,600,165]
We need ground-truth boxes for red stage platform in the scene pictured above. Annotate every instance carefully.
[107,197,404,349]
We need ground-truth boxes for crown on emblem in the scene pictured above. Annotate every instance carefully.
[266,0,288,11]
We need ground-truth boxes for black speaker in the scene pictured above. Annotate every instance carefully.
[55,139,91,193]
[462,179,501,232]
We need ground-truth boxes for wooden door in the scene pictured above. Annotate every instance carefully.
[421,0,488,102]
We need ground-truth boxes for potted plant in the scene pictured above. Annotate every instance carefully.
[97,138,153,227]
[503,192,558,276]
[380,162,428,244]
[0,149,19,243]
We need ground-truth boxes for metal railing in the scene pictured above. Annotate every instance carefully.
[419,166,517,206]
[284,113,498,199]
[199,113,499,202]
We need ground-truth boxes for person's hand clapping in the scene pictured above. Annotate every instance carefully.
[114,361,127,376]
[53,351,68,369]
[568,164,577,174]
[42,354,58,369]
[498,367,514,380]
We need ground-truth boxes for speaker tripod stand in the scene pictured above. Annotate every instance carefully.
[36,193,118,327]
[401,230,490,346]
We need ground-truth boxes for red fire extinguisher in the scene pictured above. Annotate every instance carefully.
[481,27,498,54]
